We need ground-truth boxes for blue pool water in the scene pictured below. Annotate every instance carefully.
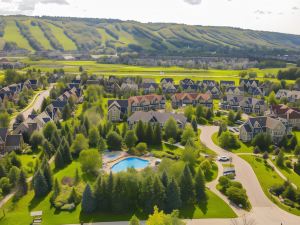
[111,157,150,173]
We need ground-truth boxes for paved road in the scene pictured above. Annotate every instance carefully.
[198,125,300,225]
[9,84,54,130]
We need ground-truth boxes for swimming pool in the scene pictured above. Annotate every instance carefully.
[111,157,150,173]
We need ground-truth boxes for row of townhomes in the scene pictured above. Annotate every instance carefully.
[0,128,23,155]
[0,79,40,103]
[220,95,267,115]
[107,93,213,123]
[12,83,83,144]
[276,89,300,102]
[85,76,266,99]
[239,116,291,144]
[239,104,300,144]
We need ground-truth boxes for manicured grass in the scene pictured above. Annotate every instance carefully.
[212,132,253,153]
[240,155,300,216]
[3,20,33,51]
[18,153,38,176]
[271,159,300,188]
[180,190,236,219]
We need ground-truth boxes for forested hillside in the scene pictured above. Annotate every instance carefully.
[1,15,300,56]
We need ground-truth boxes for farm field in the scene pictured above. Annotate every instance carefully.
[17,59,290,84]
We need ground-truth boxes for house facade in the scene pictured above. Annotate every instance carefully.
[0,128,23,154]
[269,104,300,129]
[107,100,128,122]
[239,116,289,143]
[171,93,213,108]
[128,94,166,113]
[127,111,187,129]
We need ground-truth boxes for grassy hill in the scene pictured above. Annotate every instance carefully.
[0,15,300,56]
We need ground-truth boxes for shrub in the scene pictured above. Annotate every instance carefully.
[135,142,147,152]
[226,186,249,209]
[60,203,76,211]
[285,160,292,169]
[270,184,285,196]
[263,152,269,160]
[219,131,240,149]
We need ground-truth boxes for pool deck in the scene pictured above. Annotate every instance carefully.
[102,152,159,173]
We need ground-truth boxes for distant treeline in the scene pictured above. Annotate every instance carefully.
[278,68,300,80]
[0,18,5,37]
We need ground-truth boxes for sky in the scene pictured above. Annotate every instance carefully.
[0,0,299,35]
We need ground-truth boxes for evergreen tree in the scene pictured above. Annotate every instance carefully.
[68,187,79,204]
[62,103,72,120]
[194,168,206,203]
[83,117,90,135]
[145,124,154,146]
[67,132,73,146]
[51,178,61,204]
[33,170,49,197]
[140,176,154,214]
[135,120,145,142]
[152,176,166,211]
[74,168,80,184]
[289,136,298,150]
[121,123,128,138]
[41,158,53,190]
[44,140,54,158]
[179,165,195,205]
[81,184,96,213]
[10,151,22,168]
[166,178,181,213]
[191,117,198,132]
[125,130,138,150]
[98,136,107,152]
[0,164,7,178]
[129,215,141,225]
[61,138,73,164]
[54,149,64,169]
[94,175,103,210]
[17,170,28,196]
[107,171,114,211]
[164,117,178,141]
[154,123,162,146]
[89,126,100,148]
[161,170,169,188]
[112,177,124,212]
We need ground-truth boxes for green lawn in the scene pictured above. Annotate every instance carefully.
[240,155,300,216]
[18,154,38,176]
[212,132,253,153]
[271,159,300,188]
[1,158,235,225]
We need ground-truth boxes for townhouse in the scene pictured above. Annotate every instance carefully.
[128,94,166,113]
[239,116,290,143]
[0,128,23,154]
[220,95,267,115]
[171,93,213,108]
[107,100,128,122]
[269,104,300,129]
[127,111,187,129]
[276,89,300,102]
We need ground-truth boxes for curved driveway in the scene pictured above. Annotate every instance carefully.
[199,125,300,225]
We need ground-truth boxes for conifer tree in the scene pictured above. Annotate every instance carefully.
[145,124,154,146]
[140,176,154,214]
[54,149,64,169]
[61,138,72,164]
[17,170,28,196]
[135,120,145,142]
[33,170,49,197]
[89,126,100,148]
[179,165,195,205]
[107,171,114,211]
[194,167,206,203]
[68,187,79,204]
[44,140,54,158]
[152,176,166,211]
[81,184,96,213]
[0,164,7,178]
[41,158,53,190]
[74,168,80,184]
[166,178,181,213]
[98,136,107,152]
[129,215,141,225]
[112,177,124,212]
[154,123,162,146]
[161,170,169,188]
[51,178,61,204]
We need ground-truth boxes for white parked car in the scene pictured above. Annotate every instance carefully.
[217,156,230,162]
